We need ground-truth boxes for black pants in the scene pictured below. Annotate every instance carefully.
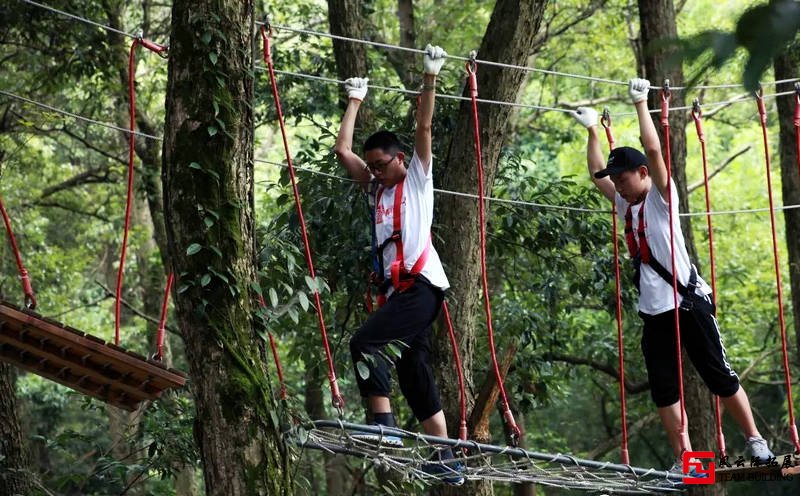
[349,279,444,422]
[640,293,740,407]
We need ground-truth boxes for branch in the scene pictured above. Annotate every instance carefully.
[532,0,607,51]
[540,351,650,393]
[558,95,624,110]
[39,166,114,199]
[687,146,750,193]
[26,200,111,222]
[586,411,660,459]
[95,281,180,335]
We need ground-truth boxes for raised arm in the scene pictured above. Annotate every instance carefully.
[334,77,371,186]
[571,107,615,201]
[629,78,668,198]
[415,45,446,173]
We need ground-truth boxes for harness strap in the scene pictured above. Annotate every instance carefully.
[369,178,431,307]
[625,202,699,308]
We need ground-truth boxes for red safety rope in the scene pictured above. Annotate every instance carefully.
[115,37,167,345]
[660,83,689,453]
[690,101,727,459]
[258,294,288,401]
[0,196,36,309]
[442,301,468,442]
[755,90,800,453]
[260,25,343,411]
[465,59,521,443]
[600,111,629,464]
[153,272,174,361]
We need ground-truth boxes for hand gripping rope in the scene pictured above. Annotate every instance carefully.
[257,294,288,401]
[754,89,800,454]
[465,56,521,444]
[690,101,727,459]
[660,81,689,454]
[600,110,629,465]
[0,197,37,309]
[115,36,168,346]
[260,23,344,412]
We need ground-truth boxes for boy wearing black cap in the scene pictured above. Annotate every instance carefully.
[571,78,773,472]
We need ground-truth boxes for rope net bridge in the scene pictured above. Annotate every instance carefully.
[291,420,685,493]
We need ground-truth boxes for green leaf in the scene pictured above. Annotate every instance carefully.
[356,361,370,380]
[212,100,220,117]
[189,162,202,170]
[304,275,317,292]
[269,287,278,308]
[204,216,215,228]
[288,307,299,324]
[298,291,309,311]
[207,125,218,137]
[200,274,211,287]
[209,246,222,258]
[186,243,202,256]
[386,342,402,359]
[209,52,218,65]
[177,283,192,294]
[201,32,212,45]
[250,282,262,295]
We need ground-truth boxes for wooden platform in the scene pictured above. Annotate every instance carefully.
[0,300,187,411]
[715,453,800,482]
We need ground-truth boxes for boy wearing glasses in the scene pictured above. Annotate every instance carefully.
[334,45,463,484]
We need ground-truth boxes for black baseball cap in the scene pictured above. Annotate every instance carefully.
[594,146,648,178]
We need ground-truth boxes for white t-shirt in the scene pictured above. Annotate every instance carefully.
[616,185,711,315]
[372,150,449,292]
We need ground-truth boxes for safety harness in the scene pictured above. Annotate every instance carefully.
[366,179,431,309]
[625,200,699,310]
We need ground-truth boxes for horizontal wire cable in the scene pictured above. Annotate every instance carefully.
[6,84,800,218]
[20,0,137,38]
[21,1,799,93]
[0,89,162,140]
[263,21,799,91]
[256,159,800,217]
[264,67,794,118]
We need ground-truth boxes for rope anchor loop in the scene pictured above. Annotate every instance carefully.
[600,107,612,128]
[466,50,478,74]
[691,98,702,118]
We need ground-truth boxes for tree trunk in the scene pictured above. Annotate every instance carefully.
[0,363,33,496]
[434,1,548,495]
[774,45,800,358]
[638,1,722,495]
[162,2,289,495]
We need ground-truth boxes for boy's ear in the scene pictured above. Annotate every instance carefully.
[396,151,405,163]
[638,165,649,178]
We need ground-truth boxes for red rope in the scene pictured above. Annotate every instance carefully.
[660,86,689,453]
[153,272,174,361]
[755,91,800,453]
[442,301,468,442]
[116,37,167,345]
[0,196,36,309]
[601,112,629,464]
[465,60,520,443]
[690,102,727,459]
[257,294,288,401]
[260,25,343,411]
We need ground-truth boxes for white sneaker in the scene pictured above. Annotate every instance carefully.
[745,436,774,463]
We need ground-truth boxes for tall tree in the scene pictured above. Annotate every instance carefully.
[774,43,800,358]
[0,363,33,496]
[434,0,548,494]
[638,1,722,495]
[162,2,289,494]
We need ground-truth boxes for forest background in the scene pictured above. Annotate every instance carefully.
[2,0,800,495]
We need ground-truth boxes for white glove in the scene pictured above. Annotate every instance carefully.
[344,77,368,101]
[571,107,598,128]
[423,44,447,75]
[629,78,650,103]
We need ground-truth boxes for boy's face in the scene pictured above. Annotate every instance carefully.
[364,148,406,186]
[610,166,649,204]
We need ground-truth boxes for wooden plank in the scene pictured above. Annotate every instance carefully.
[0,302,186,388]
[0,324,154,402]
[0,342,139,410]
